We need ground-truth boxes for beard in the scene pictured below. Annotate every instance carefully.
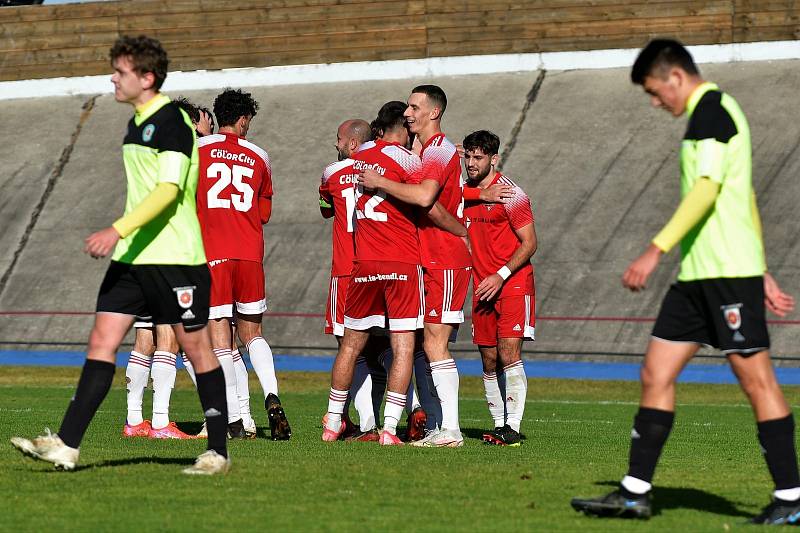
[466,165,491,184]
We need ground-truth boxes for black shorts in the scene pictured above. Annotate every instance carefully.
[96,261,210,331]
[652,276,769,356]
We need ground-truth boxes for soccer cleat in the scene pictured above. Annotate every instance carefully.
[483,425,521,447]
[123,419,152,438]
[749,498,800,525]
[322,417,347,442]
[227,419,247,439]
[10,429,79,471]
[378,430,404,446]
[405,407,427,442]
[410,427,464,448]
[196,421,208,439]
[345,428,380,442]
[266,394,292,441]
[148,421,196,440]
[570,489,652,519]
[482,427,504,443]
[182,449,231,475]
[243,422,257,439]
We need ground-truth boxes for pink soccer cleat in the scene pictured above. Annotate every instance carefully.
[123,420,152,438]
[379,430,404,446]
[148,422,196,440]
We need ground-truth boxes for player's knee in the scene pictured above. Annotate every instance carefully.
[640,365,674,391]
[738,372,779,400]
[88,326,119,353]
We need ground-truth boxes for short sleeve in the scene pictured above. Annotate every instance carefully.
[504,187,534,230]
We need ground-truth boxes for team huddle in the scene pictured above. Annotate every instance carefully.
[9,32,800,526]
[318,90,537,447]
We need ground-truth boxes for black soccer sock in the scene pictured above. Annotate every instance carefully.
[58,359,116,449]
[758,414,800,490]
[626,407,675,485]
[196,366,228,458]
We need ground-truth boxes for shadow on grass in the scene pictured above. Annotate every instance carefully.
[593,480,752,518]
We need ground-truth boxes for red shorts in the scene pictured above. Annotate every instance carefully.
[472,294,535,346]
[208,259,266,319]
[325,275,349,336]
[422,267,471,324]
[344,261,421,332]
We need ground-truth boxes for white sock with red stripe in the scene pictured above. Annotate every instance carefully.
[482,371,505,428]
[326,388,348,432]
[351,357,376,431]
[181,353,197,387]
[383,391,406,435]
[414,350,440,429]
[151,351,177,429]
[215,348,241,423]
[232,348,254,429]
[503,360,527,432]
[126,351,151,426]
[247,336,278,397]
[430,359,460,431]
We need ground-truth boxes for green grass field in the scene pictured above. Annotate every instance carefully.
[2,366,799,531]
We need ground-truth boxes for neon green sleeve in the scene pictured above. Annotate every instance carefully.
[751,191,767,271]
[112,182,179,238]
[652,178,720,253]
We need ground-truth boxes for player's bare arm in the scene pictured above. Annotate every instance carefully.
[427,202,466,237]
[358,169,440,207]
[476,222,537,302]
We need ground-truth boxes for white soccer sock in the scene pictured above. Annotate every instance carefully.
[775,487,800,502]
[483,371,505,428]
[430,359,460,431]
[247,336,278,397]
[215,348,241,423]
[621,475,652,495]
[503,360,527,432]
[151,351,177,429]
[232,348,254,429]
[181,353,197,387]
[326,388,348,432]
[351,356,376,432]
[414,350,440,429]
[383,391,406,435]
[125,351,151,426]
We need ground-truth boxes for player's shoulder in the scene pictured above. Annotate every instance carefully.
[355,140,377,155]
[686,89,738,143]
[381,143,422,171]
[423,133,457,158]
[236,137,271,169]
[497,174,528,197]
[322,159,354,182]
[198,133,226,148]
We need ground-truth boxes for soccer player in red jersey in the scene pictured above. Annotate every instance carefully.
[196,88,291,440]
[462,131,537,447]
[359,85,475,447]
[323,102,424,446]
[319,119,387,441]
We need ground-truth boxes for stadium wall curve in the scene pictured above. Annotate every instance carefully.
[2,57,800,363]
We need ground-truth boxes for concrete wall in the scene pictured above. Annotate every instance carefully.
[1,61,799,362]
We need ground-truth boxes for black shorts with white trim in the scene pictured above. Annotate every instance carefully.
[96,261,210,331]
[652,276,769,356]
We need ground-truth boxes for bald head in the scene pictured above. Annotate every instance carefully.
[336,119,372,160]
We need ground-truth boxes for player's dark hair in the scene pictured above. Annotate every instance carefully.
[370,101,407,139]
[412,84,447,116]
[173,96,200,123]
[631,39,699,85]
[109,35,169,90]
[463,130,500,156]
[213,88,259,128]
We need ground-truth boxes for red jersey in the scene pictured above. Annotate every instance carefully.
[319,159,358,276]
[464,172,534,297]
[415,133,471,269]
[352,140,421,264]
[196,133,272,262]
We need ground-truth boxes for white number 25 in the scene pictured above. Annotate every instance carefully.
[206,162,254,212]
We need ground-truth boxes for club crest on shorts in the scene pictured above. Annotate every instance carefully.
[721,303,746,342]
[174,286,196,309]
[142,124,155,142]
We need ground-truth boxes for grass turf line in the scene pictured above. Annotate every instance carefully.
[2,366,800,531]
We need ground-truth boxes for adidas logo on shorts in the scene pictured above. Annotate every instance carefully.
[429,309,438,317]
[182,309,195,320]
[513,324,522,331]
